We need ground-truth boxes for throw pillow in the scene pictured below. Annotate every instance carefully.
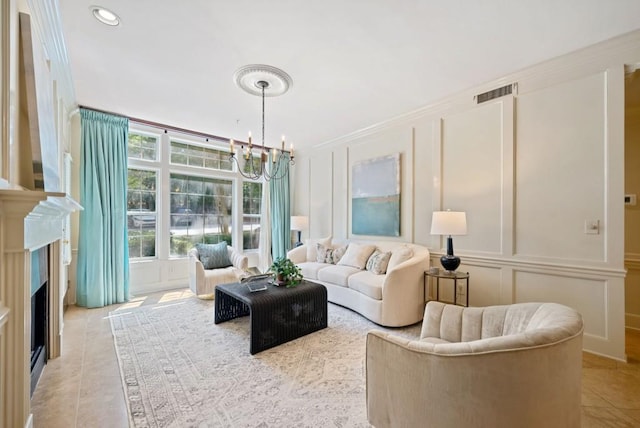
[195,242,232,269]
[305,236,332,262]
[316,244,348,265]
[337,243,377,270]
[331,245,347,264]
[316,243,332,263]
[366,250,392,275]
[387,246,414,271]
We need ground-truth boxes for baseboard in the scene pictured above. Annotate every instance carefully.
[626,313,640,330]
[130,282,189,297]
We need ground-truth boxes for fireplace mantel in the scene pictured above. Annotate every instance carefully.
[0,187,81,428]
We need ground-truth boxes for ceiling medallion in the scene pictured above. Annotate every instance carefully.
[233,64,293,97]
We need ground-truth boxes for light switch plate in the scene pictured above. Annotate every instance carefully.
[584,220,599,235]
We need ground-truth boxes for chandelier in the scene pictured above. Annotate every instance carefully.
[231,65,295,181]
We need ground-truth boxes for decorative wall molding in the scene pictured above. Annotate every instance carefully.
[625,253,640,270]
[430,252,627,279]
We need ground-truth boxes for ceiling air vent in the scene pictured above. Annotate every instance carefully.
[475,84,514,104]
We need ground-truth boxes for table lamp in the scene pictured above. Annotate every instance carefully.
[291,216,309,247]
[430,210,467,272]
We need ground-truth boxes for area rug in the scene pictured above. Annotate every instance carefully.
[110,295,421,428]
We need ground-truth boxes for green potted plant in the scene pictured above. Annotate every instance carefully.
[270,257,303,288]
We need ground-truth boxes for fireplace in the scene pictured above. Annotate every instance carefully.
[30,246,49,395]
[0,189,81,428]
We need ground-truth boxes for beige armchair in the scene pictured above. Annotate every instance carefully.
[188,246,248,298]
[366,301,584,428]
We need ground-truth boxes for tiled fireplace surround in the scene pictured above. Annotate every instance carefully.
[0,188,80,428]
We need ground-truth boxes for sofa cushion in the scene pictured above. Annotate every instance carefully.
[298,262,332,280]
[195,242,232,269]
[305,236,332,262]
[348,271,384,300]
[317,265,361,287]
[337,243,377,269]
[365,250,392,275]
[387,246,414,270]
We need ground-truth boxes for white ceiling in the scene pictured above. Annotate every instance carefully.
[58,0,640,151]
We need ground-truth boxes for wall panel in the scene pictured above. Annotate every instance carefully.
[514,270,606,337]
[332,146,348,240]
[413,117,436,246]
[515,73,606,262]
[441,101,504,254]
[309,149,333,239]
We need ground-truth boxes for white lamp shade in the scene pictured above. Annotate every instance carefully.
[291,216,309,231]
[430,211,467,236]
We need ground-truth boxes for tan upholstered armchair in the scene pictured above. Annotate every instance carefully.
[188,245,248,298]
[366,301,584,428]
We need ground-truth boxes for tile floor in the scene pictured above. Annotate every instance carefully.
[31,289,640,427]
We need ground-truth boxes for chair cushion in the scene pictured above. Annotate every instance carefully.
[195,242,232,269]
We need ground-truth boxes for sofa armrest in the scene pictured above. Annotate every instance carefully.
[228,246,248,270]
[379,253,429,326]
[287,245,308,264]
[188,248,205,292]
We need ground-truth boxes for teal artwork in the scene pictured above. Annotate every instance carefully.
[352,154,400,236]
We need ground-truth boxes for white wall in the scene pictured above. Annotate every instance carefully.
[294,31,640,361]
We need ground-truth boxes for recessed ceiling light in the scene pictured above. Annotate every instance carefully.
[90,6,120,26]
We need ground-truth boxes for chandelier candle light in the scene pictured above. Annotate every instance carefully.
[430,210,467,272]
[231,65,295,181]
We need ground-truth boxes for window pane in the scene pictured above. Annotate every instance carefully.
[169,173,233,256]
[170,140,232,171]
[128,133,157,161]
[127,168,157,259]
[242,181,262,250]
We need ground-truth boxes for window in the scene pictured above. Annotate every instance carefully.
[243,181,262,250]
[127,168,157,258]
[170,140,232,170]
[169,173,233,256]
[127,130,264,261]
[128,133,157,161]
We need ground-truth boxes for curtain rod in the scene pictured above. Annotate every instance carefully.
[78,105,283,151]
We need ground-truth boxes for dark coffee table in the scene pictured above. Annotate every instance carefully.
[214,279,328,354]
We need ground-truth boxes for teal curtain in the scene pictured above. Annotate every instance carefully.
[77,108,130,308]
[270,154,291,260]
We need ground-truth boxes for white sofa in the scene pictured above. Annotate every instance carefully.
[366,301,584,428]
[287,239,430,327]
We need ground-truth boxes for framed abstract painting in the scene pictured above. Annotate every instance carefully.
[352,153,400,236]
